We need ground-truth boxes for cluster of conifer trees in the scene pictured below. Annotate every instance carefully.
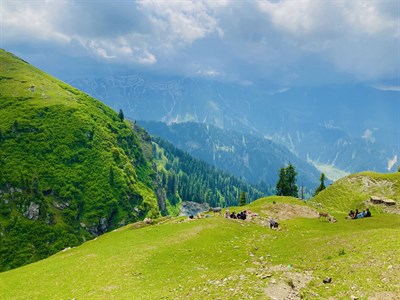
[153,137,271,209]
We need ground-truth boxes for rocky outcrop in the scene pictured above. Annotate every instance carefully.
[52,201,69,210]
[179,201,210,216]
[24,202,40,220]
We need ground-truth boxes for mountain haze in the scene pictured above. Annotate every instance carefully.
[140,121,320,194]
[70,75,400,180]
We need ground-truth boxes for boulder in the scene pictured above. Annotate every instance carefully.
[370,196,383,204]
[179,201,210,216]
[24,202,40,220]
[382,198,396,206]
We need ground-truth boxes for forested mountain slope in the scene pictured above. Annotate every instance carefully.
[0,49,160,271]
[150,137,268,215]
[140,121,320,194]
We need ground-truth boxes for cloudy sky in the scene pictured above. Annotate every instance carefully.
[1,0,399,86]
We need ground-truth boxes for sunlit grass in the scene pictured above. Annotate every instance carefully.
[1,196,399,299]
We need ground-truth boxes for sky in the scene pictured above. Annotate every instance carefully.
[1,0,399,86]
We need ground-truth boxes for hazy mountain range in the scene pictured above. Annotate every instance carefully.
[140,121,321,194]
[70,75,400,180]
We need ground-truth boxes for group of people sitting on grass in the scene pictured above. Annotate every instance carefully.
[348,208,371,219]
[225,210,247,220]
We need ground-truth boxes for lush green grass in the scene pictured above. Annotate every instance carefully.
[1,195,399,299]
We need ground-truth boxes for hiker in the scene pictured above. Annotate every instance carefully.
[225,209,230,218]
[347,210,355,219]
[230,212,237,219]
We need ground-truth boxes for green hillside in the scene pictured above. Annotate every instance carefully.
[311,171,400,214]
[0,49,160,271]
[0,194,399,299]
[0,49,269,272]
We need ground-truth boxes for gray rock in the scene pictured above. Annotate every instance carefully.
[24,202,40,220]
[179,201,210,216]
[52,201,69,210]
[99,217,107,232]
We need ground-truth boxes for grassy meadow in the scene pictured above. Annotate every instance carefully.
[1,192,399,299]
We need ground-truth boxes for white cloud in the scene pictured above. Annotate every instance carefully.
[138,0,222,50]
[257,0,400,81]
[1,1,70,43]
[373,85,400,92]
[1,0,399,84]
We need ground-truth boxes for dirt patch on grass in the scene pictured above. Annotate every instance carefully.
[261,203,319,221]
[368,291,399,299]
[264,265,313,300]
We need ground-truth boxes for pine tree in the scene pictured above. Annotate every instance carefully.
[118,109,124,121]
[275,163,298,197]
[314,173,326,196]
[276,167,288,196]
[286,163,298,198]
[239,191,246,206]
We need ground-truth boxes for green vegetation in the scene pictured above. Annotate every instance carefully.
[151,137,266,215]
[0,184,399,299]
[0,49,160,271]
[1,49,399,298]
[0,49,269,272]
[239,191,246,206]
[310,171,400,213]
[313,172,326,196]
[276,163,298,197]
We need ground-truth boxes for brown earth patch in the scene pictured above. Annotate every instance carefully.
[261,203,320,221]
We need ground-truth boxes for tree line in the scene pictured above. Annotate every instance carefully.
[275,163,326,198]
[152,137,272,211]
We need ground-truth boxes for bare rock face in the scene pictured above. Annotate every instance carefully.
[24,202,40,220]
[99,217,108,233]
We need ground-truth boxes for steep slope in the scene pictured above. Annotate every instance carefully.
[311,171,400,214]
[0,49,160,271]
[140,121,320,194]
[1,196,399,299]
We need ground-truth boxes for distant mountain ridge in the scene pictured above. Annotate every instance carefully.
[70,75,400,179]
[140,121,321,194]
